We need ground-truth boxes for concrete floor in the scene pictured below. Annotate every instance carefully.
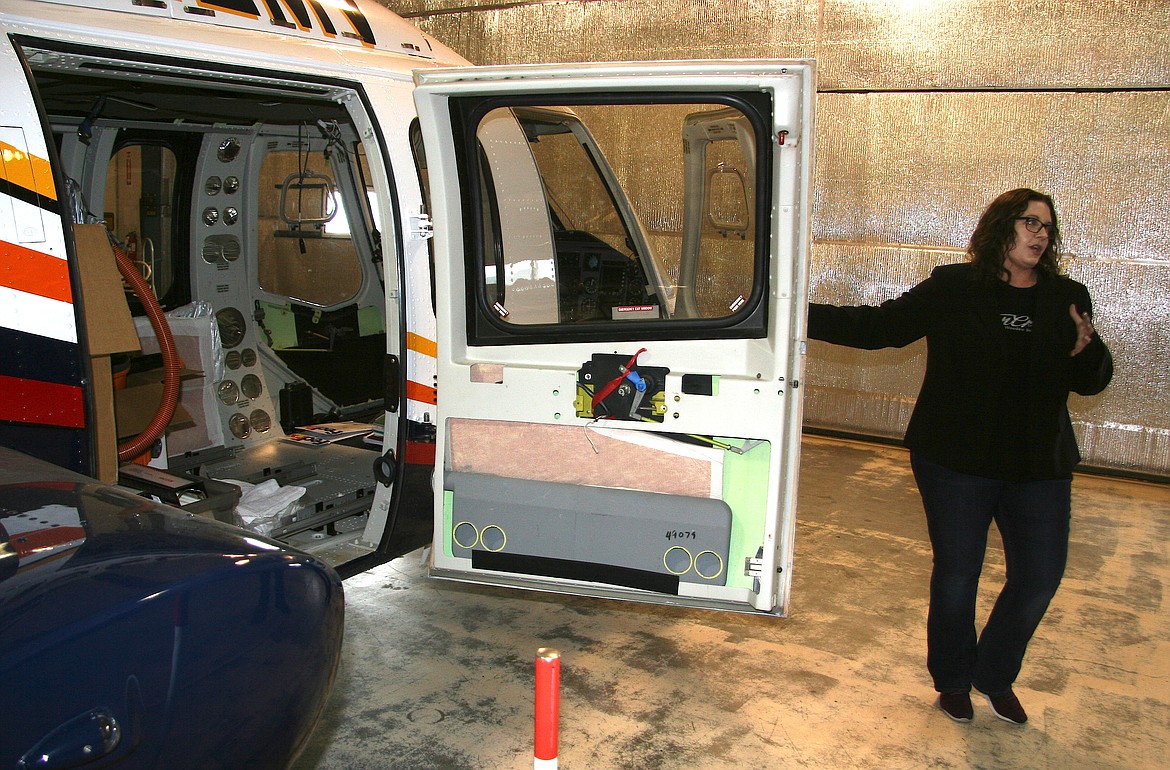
[291,436,1170,770]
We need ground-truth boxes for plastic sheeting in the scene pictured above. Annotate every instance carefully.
[391,0,1170,476]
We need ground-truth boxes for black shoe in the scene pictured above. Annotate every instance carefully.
[986,691,1028,724]
[938,692,973,722]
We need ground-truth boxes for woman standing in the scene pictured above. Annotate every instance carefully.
[807,188,1113,724]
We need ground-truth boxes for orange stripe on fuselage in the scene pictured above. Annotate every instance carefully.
[406,380,437,405]
[0,240,72,304]
[0,142,57,202]
[406,331,437,357]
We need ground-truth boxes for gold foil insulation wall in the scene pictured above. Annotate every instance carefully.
[386,0,1170,477]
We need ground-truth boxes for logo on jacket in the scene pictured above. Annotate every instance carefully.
[1000,313,1033,332]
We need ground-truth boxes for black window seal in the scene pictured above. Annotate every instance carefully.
[448,90,774,347]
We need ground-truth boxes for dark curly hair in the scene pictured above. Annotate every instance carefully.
[967,188,1063,281]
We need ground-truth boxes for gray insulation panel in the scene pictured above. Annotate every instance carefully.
[447,471,733,585]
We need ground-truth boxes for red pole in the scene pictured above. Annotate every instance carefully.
[534,647,560,769]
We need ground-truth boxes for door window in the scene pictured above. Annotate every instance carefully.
[455,95,772,343]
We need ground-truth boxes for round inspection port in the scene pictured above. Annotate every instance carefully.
[453,521,479,549]
[479,525,507,552]
[694,550,725,580]
[663,545,693,575]
[451,519,479,547]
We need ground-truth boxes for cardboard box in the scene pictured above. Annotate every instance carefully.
[72,224,202,478]
[74,225,142,356]
[133,313,225,454]
[72,224,140,482]
[114,367,200,440]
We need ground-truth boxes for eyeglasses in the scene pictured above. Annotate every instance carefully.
[1016,216,1054,235]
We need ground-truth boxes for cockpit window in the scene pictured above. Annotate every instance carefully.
[256,148,363,308]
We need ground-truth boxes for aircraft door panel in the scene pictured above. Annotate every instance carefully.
[416,61,815,615]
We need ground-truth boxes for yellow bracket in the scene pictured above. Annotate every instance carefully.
[574,383,595,419]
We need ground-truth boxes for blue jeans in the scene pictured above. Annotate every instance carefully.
[910,453,1071,695]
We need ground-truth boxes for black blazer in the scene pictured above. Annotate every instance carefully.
[808,262,1113,480]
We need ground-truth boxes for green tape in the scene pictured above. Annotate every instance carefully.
[257,301,298,350]
[721,438,771,590]
[443,489,454,558]
[358,304,384,336]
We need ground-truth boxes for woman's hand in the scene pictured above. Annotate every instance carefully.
[1070,304,1095,357]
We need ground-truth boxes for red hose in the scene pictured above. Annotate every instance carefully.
[113,242,181,462]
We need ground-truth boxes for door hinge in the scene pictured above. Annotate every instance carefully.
[409,211,433,241]
[744,546,765,594]
[744,546,764,578]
